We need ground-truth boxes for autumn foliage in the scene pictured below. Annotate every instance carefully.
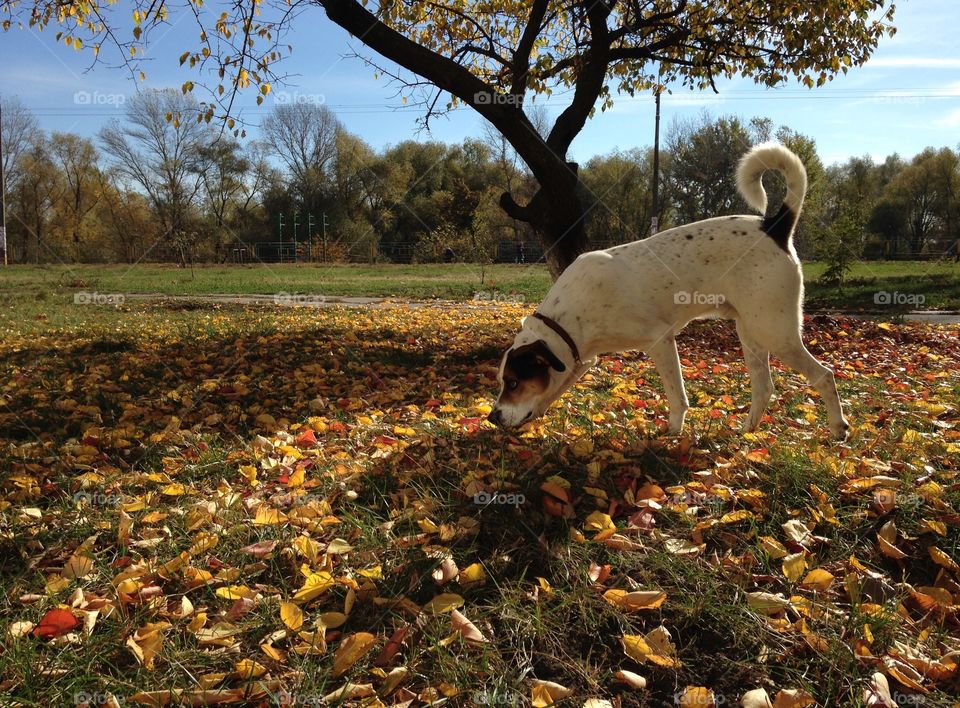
[2,302,959,705]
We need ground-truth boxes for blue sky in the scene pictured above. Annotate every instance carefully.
[1,1,958,167]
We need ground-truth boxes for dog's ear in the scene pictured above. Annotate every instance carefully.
[506,340,567,378]
[530,339,566,373]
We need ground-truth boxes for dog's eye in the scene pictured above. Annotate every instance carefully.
[506,379,519,391]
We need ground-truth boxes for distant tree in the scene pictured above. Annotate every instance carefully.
[664,113,754,224]
[95,171,158,262]
[10,136,62,263]
[581,148,656,246]
[0,96,38,196]
[194,138,253,259]
[885,149,953,256]
[100,89,211,266]
[48,132,102,258]
[261,103,339,220]
[5,0,897,278]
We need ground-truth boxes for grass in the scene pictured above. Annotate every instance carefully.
[1,259,958,311]
[0,280,958,706]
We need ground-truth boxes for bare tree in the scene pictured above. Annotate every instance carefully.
[261,102,339,211]
[1,96,38,195]
[100,89,211,265]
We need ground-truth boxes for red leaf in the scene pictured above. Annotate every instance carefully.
[32,608,79,639]
[295,429,317,448]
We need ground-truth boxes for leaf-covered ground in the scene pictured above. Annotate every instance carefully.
[1,300,959,707]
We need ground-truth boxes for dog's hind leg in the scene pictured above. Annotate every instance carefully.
[648,336,689,435]
[736,320,775,432]
[772,342,848,439]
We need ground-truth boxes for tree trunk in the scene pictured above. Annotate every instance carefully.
[499,165,588,278]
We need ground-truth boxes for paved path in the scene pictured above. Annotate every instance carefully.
[116,292,960,323]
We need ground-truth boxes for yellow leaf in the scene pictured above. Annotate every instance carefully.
[280,602,303,631]
[331,632,377,677]
[603,589,667,612]
[253,506,288,525]
[928,546,960,573]
[63,555,94,580]
[216,585,256,601]
[459,563,487,585]
[287,466,305,488]
[584,511,615,532]
[423,593,464,615]
[679,687,715,707]
[800,569,835,592]
[235,658,267,679]
[782,553,807,583]
[531,679,573,706]
[622,626,680,668]
[293,572,336,603]
[326,538,354,555]
[720,509,753,524]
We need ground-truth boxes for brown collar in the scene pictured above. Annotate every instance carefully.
[532,312,582,365]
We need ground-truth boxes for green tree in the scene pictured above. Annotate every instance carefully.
[4,0,897,277]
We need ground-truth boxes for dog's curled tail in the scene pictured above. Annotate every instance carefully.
[736,142,807,250]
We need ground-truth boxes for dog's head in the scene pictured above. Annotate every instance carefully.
[488,320,594,428]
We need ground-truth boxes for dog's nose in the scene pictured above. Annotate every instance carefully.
[487,408,502,426]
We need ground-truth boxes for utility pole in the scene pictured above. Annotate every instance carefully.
[0,98,7,266]
[650,89,661,236]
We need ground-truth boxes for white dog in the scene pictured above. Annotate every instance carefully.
[489,143,849,439]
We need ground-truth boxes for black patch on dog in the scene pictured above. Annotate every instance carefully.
[508,340,566,376]
[761,204,797,252]
[685,234,693,240]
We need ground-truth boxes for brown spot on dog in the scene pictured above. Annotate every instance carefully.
[499,340,565,405]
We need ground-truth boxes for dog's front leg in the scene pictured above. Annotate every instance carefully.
[648,337,689,435]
